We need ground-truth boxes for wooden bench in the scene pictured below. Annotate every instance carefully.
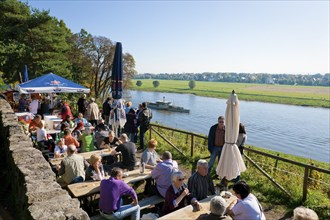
[90,195,164,220]
[138,195,164,210]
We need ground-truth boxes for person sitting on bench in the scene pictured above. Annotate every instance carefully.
[109,133,136,171]
[99,167,140,220]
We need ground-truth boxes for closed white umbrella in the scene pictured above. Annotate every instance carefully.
[216,91,246,180]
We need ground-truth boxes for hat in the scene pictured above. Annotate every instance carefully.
[91,98,95,102]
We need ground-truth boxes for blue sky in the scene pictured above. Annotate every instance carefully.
[26,1,329,74]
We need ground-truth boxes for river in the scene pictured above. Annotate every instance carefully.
[124,90,330,163]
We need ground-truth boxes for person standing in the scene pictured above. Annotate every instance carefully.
[29,96,39,115]
[86,98,100,126]
[60,100,73,120]
[40,97,50,117]
[123,108,138,142]
[99,167,140,220]
[77,94,87,115]
[18,94,29,112]
[137,102,152,149]
[102,97,111,126]
[237,123,247,156]
[208,116,225,173]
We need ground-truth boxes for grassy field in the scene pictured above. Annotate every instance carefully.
[145,124,330,219]
[132,79,330,108]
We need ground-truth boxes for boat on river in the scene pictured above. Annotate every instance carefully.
[147,97,190,113]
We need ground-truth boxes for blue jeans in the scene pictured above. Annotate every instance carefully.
[100,204,140,220]
[70,176,84,184]
[208,146,223,173]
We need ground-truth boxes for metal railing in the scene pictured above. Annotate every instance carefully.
[148,123,330,201]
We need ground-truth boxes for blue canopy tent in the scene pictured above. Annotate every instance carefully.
[16,72,90,94]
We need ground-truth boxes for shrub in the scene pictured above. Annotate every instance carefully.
[153,80,160,88]
[188,80,196,89]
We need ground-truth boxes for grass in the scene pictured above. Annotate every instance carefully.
[132,79,330,108]
[144,124,330,219]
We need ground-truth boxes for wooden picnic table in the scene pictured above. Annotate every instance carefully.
[49,149,113,166]
[67,169,152,198]
[158,193,236,220]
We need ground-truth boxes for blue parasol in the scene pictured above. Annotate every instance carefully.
[110,42,126,135]
[23,65,29,82]
[111,42,123,99]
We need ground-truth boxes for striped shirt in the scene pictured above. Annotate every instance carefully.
[188,172,216,201]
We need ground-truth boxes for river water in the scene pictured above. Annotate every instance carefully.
[125,90,330,163]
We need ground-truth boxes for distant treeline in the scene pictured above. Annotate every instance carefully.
[135,72,330,87]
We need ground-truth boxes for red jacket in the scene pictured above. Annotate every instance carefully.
[61,103,73,120]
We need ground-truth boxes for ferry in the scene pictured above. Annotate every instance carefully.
[147,97,190,113]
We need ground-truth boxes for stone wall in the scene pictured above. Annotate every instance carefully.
[0,98,89,220]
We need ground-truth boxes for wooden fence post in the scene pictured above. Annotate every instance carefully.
[191,134,194,158]
[273,153,279,176]
[302,167,309,202]
[149,125,152,140]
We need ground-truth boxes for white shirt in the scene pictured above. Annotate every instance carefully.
[29,100,39,114]
[232,193,265,220]
[36,128,47,142]
[54,144,68,154]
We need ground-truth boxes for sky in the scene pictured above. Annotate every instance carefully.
[25,0,329,75]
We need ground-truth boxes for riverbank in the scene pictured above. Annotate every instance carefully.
[132,79,330,108]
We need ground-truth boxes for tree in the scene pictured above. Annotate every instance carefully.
[68,29,93,87]
[80,35,137,99]
[188,80,196,89]
[136,80,142,87]
[0,0,138,96]
[153,80,160,88]
[88,36,115,98]
[0,0,72,83]
[123,52,137,90]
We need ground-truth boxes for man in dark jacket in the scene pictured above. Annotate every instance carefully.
[102,97,111,126]
[109,133,137,171]
[137,102,152,149]
[208,116,225,173]
[77,94,87,115]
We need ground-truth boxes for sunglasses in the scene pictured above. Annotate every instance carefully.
[178,178,185,181]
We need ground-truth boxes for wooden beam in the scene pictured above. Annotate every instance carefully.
[245,154,292,199]
[151,127,186,157]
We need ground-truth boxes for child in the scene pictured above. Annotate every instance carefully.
[54,138,68,158]
[36,120,48,151]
